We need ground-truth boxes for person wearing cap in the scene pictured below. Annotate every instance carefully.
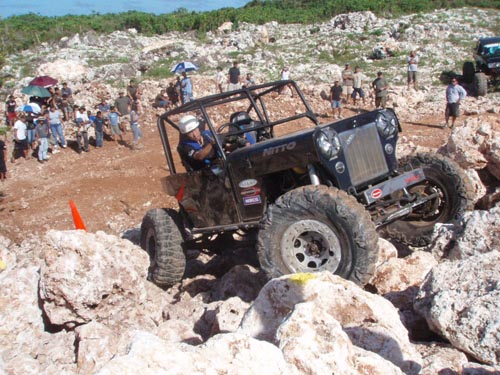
[372,71,389,109]
[75,106,91,153]
[342,63,354,105]
[177,114,216,171]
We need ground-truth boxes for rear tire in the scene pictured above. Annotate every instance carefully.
[257,185,379,286]
[381,153,474,247]
[473,72,488,96]
[140,208,186,288]
[462,61,475,83]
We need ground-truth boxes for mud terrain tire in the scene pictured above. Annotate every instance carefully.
[140,208,186,288]
[462,61,475,83]
[257,185,379,286]
[382,153,474,247]
[473,72,488,96]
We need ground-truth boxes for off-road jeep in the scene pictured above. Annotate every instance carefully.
[463,36,500,96]
[141,80,473,288]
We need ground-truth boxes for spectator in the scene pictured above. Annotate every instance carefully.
[127,79,139,101]
[130,99,143,150]
[166,81,180,107]
[342,63,354,105]
[94,110,105,148]
[35,115,50,163]
[48,105,67,150]
[244,72,256,88]
[278,66,294,97]
[114,91,131,135]
[228,61,241,91]
[154,90,170,109]
[407,50,419,90]
[107,105,124,143]
[61,82,73,99]
[181,71,194,104]
[372,71,389,109]
[444,77,467,129]
[329,81,343,119]
[5,95,17,127]
[75,106,91,153]
[25,112,37,152]
[0,137,6,180]
[215,67,225,93]
[12,113,29,162]
[96,98,110,117]
[352,66,367,107]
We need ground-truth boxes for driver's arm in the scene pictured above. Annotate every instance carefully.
[192,141,214,161]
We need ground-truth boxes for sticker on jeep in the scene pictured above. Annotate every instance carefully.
[239,179,258,188]
[263,141,296,157]
[243,195,262,205]
[241,187,261,196]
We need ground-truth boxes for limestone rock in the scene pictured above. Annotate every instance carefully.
[95,331,298,375]
[39,230,162,330]
[240,272,422,374]
[415,250,500,365]
[416,342,468,375]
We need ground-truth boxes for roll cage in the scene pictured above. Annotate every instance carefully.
[157,80,319,174]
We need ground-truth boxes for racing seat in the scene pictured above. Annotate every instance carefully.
[229,111,258,144]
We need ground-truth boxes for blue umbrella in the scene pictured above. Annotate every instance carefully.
[171,61,199,74]
[16,103,41,114]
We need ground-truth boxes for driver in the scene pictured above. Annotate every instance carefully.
[178,114,216,171]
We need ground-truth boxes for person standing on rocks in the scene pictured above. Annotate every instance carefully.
[329,80,343,119]
[215,67,225,93]
[444,77,467,129]
[130,99,143,150]
[114,91,131,136]
[342,63,354,105]
[407,50,419,90]
[127,79,139,102]
[351,66,367,108]
[5,95,17,127]
[372,71,389,109]
[181,71,194,104]
[228,61,241,91]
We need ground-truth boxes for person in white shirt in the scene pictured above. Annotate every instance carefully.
[444,77,467,129]
[75,106,91,153]
[12,113,29,162]
[407,51,419,90]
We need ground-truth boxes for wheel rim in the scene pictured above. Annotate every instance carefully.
[280,219,342,273]
[406,178,448,223]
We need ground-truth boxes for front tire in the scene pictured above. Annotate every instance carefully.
[462,61,475,83]
[382,153,474,247]
[140,208,186,288]
[473,72,488,96]
[257,185,379,286]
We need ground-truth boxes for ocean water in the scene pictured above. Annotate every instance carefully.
[0,0,249,18]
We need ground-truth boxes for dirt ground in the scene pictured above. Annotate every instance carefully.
[0,99,486,244]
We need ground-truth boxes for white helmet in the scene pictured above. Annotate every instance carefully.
[178,115,199,134]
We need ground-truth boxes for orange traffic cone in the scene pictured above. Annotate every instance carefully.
[69,200,87,231]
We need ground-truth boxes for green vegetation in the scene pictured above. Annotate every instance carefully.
[0,0,498,55]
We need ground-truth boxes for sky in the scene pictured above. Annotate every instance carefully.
[0,0,249,18]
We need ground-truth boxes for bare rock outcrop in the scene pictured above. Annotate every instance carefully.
[39,230,163,330]
[415,250,500,365]
[240,272,423,374]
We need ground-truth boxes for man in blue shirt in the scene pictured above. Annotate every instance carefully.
[444,77,467,129]
[181,72,193,104]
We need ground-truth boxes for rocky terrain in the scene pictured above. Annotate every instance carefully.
[1,7,500,375]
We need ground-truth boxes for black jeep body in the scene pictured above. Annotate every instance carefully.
[142,80,472,288]
[464,36,500,96]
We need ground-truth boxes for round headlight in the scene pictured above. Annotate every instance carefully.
[377,115,397,137]
[317,130,341,160]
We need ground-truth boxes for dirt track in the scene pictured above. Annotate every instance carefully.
[0,101,480,244]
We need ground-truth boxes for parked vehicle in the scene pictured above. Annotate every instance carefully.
[463,36,500,96]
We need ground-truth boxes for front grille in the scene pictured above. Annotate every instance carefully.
[339,124,388,186]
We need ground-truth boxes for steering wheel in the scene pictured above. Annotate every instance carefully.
[217,123,248,150]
